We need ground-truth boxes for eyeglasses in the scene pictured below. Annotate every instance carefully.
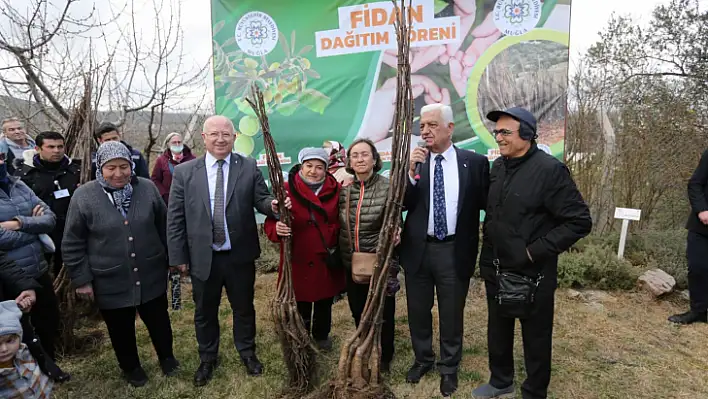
[205,131,233,139]
[492,129,518,136]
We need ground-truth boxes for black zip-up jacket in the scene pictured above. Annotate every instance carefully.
[17,155,81,226]
[686,150,708,236]
[480,145,592,293]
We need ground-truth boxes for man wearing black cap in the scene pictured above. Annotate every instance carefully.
[472,107,591,399]
[91,122,150,179]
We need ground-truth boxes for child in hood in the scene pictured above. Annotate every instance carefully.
[0,300,53,398]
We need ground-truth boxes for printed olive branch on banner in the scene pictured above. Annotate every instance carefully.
[212,22,331,155]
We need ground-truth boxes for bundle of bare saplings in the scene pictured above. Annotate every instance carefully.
[247,86,318,397]
[312,1,414,398]
[53,74,100,353]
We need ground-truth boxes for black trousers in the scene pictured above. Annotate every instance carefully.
[485,282,555,399]
[99,294,175,373]
[45,250,63,278]
[30,271,60,360]
[687,231,708,312]
[297,297,334,341]
[346,272,396,364]
[192,251,256,362]
[405,240,469,375]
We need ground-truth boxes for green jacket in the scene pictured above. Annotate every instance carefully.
[338,173,389,270]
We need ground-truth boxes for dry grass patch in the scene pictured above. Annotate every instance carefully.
[53,274,708,399]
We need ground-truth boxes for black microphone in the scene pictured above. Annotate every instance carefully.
[414,140,426,181]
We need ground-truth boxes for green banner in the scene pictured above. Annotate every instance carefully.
[211,0,572,174]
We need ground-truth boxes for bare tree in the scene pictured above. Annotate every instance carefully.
[0,0,210,160]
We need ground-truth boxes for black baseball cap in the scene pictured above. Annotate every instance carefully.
[486,107,537,134]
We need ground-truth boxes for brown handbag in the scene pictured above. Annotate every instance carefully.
[345,186,377,284]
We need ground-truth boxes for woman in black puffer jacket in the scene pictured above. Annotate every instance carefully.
[338,138,400,373]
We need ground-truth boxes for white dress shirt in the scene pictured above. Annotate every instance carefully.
[206,152,232,251]
[410,145,459,236]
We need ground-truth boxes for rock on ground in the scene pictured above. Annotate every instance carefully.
[637,269,676,298]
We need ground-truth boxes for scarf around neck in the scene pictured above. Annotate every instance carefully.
[95,142,135,218]
[299,170,325,193]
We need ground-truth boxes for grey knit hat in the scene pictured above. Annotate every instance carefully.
[298,147,329,167]
[0,300,23,338]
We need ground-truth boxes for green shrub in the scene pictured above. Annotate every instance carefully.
[558,244,642,290]
[560,229,687,290]
[256,228,281,274]
[624,229,687,288]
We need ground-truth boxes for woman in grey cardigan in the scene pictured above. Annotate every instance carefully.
[62,141,179,387]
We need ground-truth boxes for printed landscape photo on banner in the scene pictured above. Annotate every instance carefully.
[211,0,572,170]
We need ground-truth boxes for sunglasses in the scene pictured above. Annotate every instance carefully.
[492,129,519,137]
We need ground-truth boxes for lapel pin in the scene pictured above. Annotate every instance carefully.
[463,163,467,168]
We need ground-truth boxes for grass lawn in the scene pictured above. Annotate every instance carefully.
[52,273,708,398]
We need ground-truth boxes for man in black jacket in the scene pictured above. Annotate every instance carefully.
[91,122,149,179]
[17,131,81,277]
[471,107,591,399]
[0,251,70,382]
[669,150,708,324]
[400,103,490,397]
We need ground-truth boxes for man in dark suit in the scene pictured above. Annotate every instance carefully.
[166,115,284,386]
[400,103,490,397]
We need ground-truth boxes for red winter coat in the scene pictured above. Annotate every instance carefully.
[151,146,196,205]
[264,166,345,303]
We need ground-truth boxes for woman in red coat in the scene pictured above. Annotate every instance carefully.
[151,132,196,206]
[264,147,345,351]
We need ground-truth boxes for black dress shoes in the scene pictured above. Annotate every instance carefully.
[405,362,433,384]
[242,354,263,376]
[440,373,458,397]
[193,359,218,387]
[123,366,148,388]
[668,310,707,324]
[160,357,180,377]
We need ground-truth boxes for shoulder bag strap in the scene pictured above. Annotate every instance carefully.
[345,185,353,253]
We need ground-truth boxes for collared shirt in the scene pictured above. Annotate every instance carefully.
[0,344,53,399]
[205,152,232,251]
[409,145,459,236]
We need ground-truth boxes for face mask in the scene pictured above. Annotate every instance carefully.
[170,144,184,154]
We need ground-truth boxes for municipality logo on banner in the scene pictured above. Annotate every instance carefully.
[315,0,461,57]
[493,0,542,36]
[235,11,279,56]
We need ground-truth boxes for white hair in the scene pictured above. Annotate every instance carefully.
[421,103,454,125]
[203,115,235,133]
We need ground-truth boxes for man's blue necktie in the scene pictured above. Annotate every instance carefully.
[433,154,448,240]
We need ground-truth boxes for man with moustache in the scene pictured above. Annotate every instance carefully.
[400,103,490,397]
[166,115,287,386]
[472,107,591,399]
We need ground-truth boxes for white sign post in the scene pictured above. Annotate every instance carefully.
[614,207,642,259]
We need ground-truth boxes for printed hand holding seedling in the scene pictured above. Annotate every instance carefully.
[447,11,501,97]
[359,76,450,143]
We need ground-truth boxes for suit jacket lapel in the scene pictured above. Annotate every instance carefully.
[421,154,432,213]
[456,147,469,216]
[195,156,211,216]
[226,152,243,206]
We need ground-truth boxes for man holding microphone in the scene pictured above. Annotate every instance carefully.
[399,103,489,397]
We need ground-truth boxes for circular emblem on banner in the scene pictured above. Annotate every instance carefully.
[234,11,278,56]
[492,0,542,36]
